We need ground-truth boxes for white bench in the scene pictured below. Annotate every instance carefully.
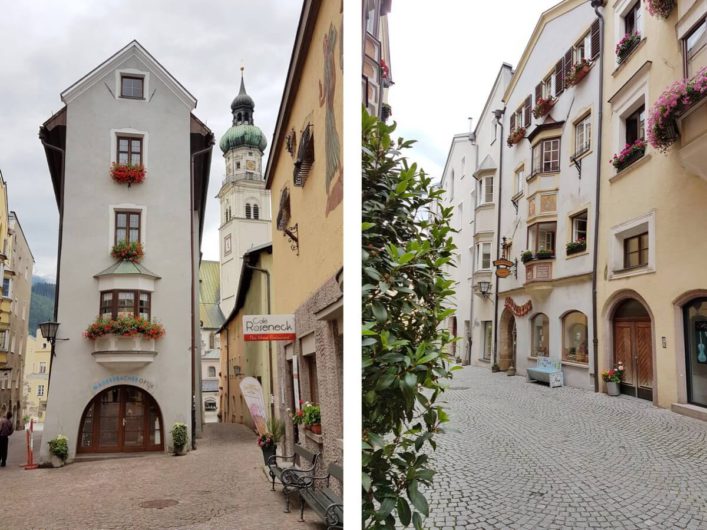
[527,357,563,388]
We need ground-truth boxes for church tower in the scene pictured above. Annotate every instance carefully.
[217,69,271,316]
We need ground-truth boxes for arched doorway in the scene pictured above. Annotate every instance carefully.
[77,386,164,453]
[683,297,707,408]
[613,299,653,400]
[499,308,516,371]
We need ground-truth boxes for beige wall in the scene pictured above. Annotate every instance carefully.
[597,0,707,408]
[24,332,51,422]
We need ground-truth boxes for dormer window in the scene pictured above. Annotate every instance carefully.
[120,75,144,99]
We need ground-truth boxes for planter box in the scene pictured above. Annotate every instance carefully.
[567,64,591,86]
[613,148,645,172]
[507,128,525,147]
[533,98,556,119]
[91,335,157,371]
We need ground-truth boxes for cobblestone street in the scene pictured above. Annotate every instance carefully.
[426,366,707,530]
[2,423,325,530]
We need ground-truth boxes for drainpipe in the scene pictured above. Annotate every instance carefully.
[38,131,64,396]
[245,263,275,422]
[190,142,214,449]
[591,0,604,393]
[467,130,478,365]
[225,327,230,422]
[492,108,505,370]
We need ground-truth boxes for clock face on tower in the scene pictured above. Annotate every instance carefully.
[246,160,256,171]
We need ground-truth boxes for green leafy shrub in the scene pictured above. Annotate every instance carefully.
[171,422,188,450]
[48,434,69,461]
[362,109,457,529]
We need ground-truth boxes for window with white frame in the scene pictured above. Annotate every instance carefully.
[461,156,466,179]
[541,72,554,99]
[476,242,491,271]
[39,362,47,374]
[684,18,706,77]
[624,1,642,36]
[2,278,10,298]
[625,105,645,146]
[37,384,45,397]
[449,170,455,199]
[531,313,549,357]
[573,31,592,64]
[563,311,589,363]
[571,211,588,243]
[609,211,655,277]
[531,138,560,175]
[476,176,493,206]
[514,167,524,196]
[575,115,591,156]
[528,222,556,254]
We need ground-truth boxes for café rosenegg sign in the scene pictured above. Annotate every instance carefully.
[243,314,296,341]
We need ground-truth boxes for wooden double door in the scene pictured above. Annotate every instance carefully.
[78,386,163,453]
[613,319,653,401]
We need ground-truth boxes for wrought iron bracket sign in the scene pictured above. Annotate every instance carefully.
[284,223,299,256]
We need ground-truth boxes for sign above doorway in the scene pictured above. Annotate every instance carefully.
[243,314,296,341]
[504,297,533,317]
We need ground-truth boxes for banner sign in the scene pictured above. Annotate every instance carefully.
[239,376,268,435]
[243,314,296,341]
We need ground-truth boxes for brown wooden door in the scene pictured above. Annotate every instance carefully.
[78,386,163,453]
[613,319,653,400]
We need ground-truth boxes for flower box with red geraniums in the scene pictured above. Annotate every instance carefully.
[646,0,675,18]
[84,316,165,340]
[648,67,707,152]
[111,241,144,263]
[110,163,146,186]
[611,139,646,171]
[566,239,587,256]
[616,33,640,63]
[532,97,556,119]
[566,60,592,87]
[507,127,526,147]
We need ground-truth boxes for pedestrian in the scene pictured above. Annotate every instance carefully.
[0,411,13,467]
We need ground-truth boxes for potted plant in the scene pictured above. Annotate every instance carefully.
[111,240,144,262]
[257,417,285,465]
[301,402,321,434]
[507,126,526,147]
[83,316,165,340]
[532,96,556,119]
[48,434,68,468]
[616,32,640,63]
[611,139,646,171]
[602,363,625,396]
[566,238,587,255]
[171,422,188,455]
[566,59,592,87]
[646,0,675,18]
[535,249,554,260]
[521,250,534,264]
[648,67,707,152]
[110,162,146,187]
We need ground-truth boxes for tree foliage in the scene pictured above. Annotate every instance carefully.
[362,109,457,529]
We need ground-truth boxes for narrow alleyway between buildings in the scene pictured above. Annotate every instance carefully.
[3,423,324,530]
[426,366,707,530]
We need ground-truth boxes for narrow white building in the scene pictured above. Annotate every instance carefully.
[39,41,213,460]
[217,71,272,317]
[496,1,600,389]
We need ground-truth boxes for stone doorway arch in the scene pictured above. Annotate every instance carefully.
[499,308,517,371]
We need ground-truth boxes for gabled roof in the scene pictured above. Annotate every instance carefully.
[60,40,197,109]
[474,154,497,178]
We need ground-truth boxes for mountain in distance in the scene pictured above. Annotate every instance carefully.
[29,276,55,336]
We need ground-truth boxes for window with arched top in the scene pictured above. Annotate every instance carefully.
[253,204,260,220]
[237,112,242,122]
[208,366,216,378]
[531,313,549,357]
[563,311,588,363]
[245,203,252,219]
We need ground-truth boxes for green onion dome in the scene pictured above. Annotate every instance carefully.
[219,123,267,153]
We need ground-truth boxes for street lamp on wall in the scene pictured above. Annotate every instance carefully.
[477,281,492,298]
[39,321,60,350]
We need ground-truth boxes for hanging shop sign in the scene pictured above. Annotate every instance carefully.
[494,258,515,279]
[504,297,533,317]
[243,314,296,341]
[240,376,269,434]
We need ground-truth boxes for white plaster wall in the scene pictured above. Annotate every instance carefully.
[40,52,197,460]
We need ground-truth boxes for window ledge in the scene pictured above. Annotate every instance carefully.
[609,265,655,281]
[475,203,494,211]
[304,430,323,445]
[571,148,592,162]
[609,153,651,183]
[612,38,647,77]
[478,357,491,363]
[527,170,559,182]
[566,250,589,260]
[527,355,550,361]
[561,360,589,369]
[511,191,524,202]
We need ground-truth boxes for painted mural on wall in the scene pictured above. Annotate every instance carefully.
[320,22,343,215]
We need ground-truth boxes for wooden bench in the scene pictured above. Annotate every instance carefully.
[267,444,320,513]
[527,357,563,388]
[299,463,343,530]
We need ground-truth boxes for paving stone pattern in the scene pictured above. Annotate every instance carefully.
[2,423,324,530]
[424,366,707,530]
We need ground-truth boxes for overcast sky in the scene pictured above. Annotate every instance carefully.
[389,0,561,181]
[0,0,301,280]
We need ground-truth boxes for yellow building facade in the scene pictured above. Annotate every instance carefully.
[265,0,344,469]
[23,331,51,423]
[597,0,707,417]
